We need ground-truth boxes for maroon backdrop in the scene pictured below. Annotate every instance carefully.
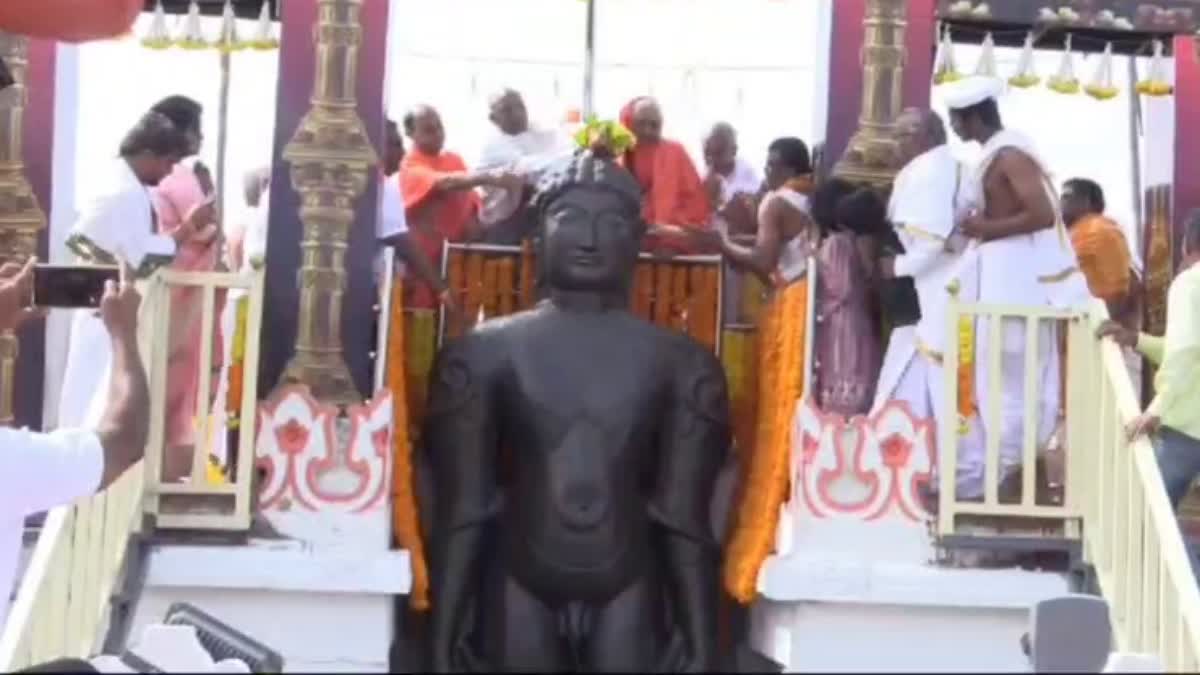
[822,0,937,176]
[258,0,390,401]
[1174,35,1200,270]
[16,40,56,429]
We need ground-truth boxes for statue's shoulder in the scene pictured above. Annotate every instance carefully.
[647,326,726,379]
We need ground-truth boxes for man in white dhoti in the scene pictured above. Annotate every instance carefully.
[58,111,191,430]
[943,77,1092,500]
[475,88,568,244]
[872,109,968,419]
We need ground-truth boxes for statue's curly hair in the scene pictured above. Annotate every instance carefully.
[530,149,645,226]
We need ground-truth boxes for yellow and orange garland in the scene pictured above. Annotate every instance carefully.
[722,276,809,604]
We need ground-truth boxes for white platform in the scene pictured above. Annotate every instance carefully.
[752,554,1068,672]
[127,540,411,673]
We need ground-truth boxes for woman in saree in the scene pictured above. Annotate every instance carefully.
[813,185,885,417]
[149,96,225,482]
[689,136,818,604]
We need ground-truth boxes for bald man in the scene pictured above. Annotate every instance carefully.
[398,104,518,308]
[475,88,568,244]
[873,109,977,468]
[619,97,713,254]
[701,122,761,233]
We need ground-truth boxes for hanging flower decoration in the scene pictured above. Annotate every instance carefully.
[1008,32,1040,88]
[1047,34,1080,94]
[1085,42,1120,101]
[248,1,279,50]
[932,23,962,85]
[974,32,997,77]
[1136,40,1174,97]
[175,0,209,50]
[141,1,173,50]
[139,0,278,52]
[215,0,247,53]
[573,117,636,158]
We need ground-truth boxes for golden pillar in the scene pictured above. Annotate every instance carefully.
[277,0,377,406]
[833,0,908,188]
[0,34,47,426]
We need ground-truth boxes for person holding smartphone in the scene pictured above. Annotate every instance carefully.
[1,259,148,631]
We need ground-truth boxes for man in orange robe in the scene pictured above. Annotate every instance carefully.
[398,104,517,309]
[619,97,714,254]
[1061,178,1136,319]
[0,0,141,43]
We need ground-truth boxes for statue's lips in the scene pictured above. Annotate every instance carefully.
[569,252,604,267]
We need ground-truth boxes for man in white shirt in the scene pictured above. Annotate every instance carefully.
[58,111,189,431]
[1,259,148,629]
[701,122,762,225]
[475,88,568,244]
[701,122,762,325]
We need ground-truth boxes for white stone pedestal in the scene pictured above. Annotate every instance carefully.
[748,400,1068,672]
[128,387,409,672]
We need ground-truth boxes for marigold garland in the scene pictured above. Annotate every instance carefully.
[631,262,654,318]
[651,263,673,326]
[723,278,809,604]
[956,313,977,433]
[498,257,516,315]
[447,250,466,338]
[671,266,689,331]
[519,240,536,310]
[224,293,249,427]
[387,278,429,611]
[465,252,485,327]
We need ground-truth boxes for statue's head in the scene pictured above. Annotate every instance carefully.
[531,151,646,293]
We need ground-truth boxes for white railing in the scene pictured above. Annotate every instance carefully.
[0,269,174,669]
[0,268,265,669]
[0,467,144,670]
[937,301,1086,533]
[1080,302,1200,670]
[141,268,264,531]
[937,297,1200,668]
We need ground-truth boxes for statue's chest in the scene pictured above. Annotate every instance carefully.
[507,323,663,438]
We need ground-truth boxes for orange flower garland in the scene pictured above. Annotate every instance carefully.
[498,257,516,316]
[386,277,429,611]
[519,240,536,310]
[723,277,809,605]
[224,293,249,427]
[631,262,654,318]
[956,313,977,432]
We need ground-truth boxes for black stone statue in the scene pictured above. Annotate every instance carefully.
[422,151,731,672]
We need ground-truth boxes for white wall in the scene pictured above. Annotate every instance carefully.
[385,0,826,175]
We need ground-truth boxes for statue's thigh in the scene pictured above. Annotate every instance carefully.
[584,571,666,672]
[479,567,568,672]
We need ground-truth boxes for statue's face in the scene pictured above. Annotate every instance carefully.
[543,188,642,291]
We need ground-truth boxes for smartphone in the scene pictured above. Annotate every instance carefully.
[32,264,119,308]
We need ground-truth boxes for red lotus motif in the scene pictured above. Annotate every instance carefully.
[880,433,912,469]
[276,418,309,454]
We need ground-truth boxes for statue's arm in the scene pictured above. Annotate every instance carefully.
[650,344,731,668]
[423,337,502,669]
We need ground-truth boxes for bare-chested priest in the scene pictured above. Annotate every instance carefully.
[942,77,1090,500]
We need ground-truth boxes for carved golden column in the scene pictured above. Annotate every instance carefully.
[277,0,377,406]
[833,0,908,188]
[0,34,47,426]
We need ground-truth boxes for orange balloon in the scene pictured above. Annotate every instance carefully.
[0,0,142,43]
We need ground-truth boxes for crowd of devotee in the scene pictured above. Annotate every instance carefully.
[4,72,1199,603]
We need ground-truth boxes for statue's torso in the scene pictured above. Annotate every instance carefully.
[484,306,678,603]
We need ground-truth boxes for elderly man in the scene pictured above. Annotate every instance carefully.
[944,76,1090,500]
[474,88,568,245]
[701,122,761,233]
[619,97,713,254]
[873,108,972,427]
